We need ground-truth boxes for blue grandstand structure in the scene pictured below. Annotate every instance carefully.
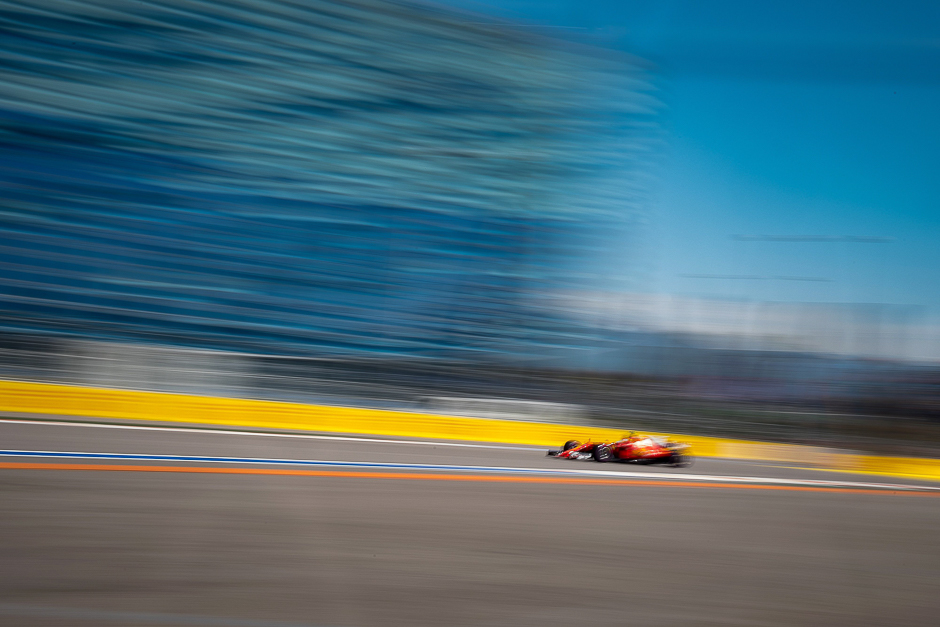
[0,0,657,362]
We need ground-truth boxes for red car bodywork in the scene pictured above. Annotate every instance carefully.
[547,434,691,467]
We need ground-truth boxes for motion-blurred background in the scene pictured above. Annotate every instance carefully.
[1,0,938,453]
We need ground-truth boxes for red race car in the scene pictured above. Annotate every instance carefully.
[547,432,692,467]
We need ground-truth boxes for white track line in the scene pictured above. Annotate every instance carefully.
[0,418,539,451]
[2,449,938,492]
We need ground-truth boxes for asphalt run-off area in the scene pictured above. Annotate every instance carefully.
[1,418,938,627]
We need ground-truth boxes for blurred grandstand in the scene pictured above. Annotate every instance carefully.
[0,0,655,360]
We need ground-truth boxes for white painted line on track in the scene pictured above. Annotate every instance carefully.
[0,418,539,451]
[2,449,938,492]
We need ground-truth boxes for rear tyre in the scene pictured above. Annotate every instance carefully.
[593,444,614,462]
[670,453,693,468]
[563,440,581,451]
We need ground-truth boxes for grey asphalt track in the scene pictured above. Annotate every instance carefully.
[1,419,938,627]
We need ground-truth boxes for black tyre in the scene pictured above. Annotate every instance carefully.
[670,453,693,468]
[593,444,614,462]
[563,440,581,451]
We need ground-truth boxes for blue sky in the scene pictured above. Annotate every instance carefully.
[435,0,940,308]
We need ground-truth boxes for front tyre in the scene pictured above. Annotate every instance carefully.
[593,444,614,463]
[563,440,581,451]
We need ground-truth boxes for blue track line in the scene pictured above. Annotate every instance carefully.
[0,450,547,474]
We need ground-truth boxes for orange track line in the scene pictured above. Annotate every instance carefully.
[1,461,937,496]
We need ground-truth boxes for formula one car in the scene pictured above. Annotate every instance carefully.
[547,433,692,467]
